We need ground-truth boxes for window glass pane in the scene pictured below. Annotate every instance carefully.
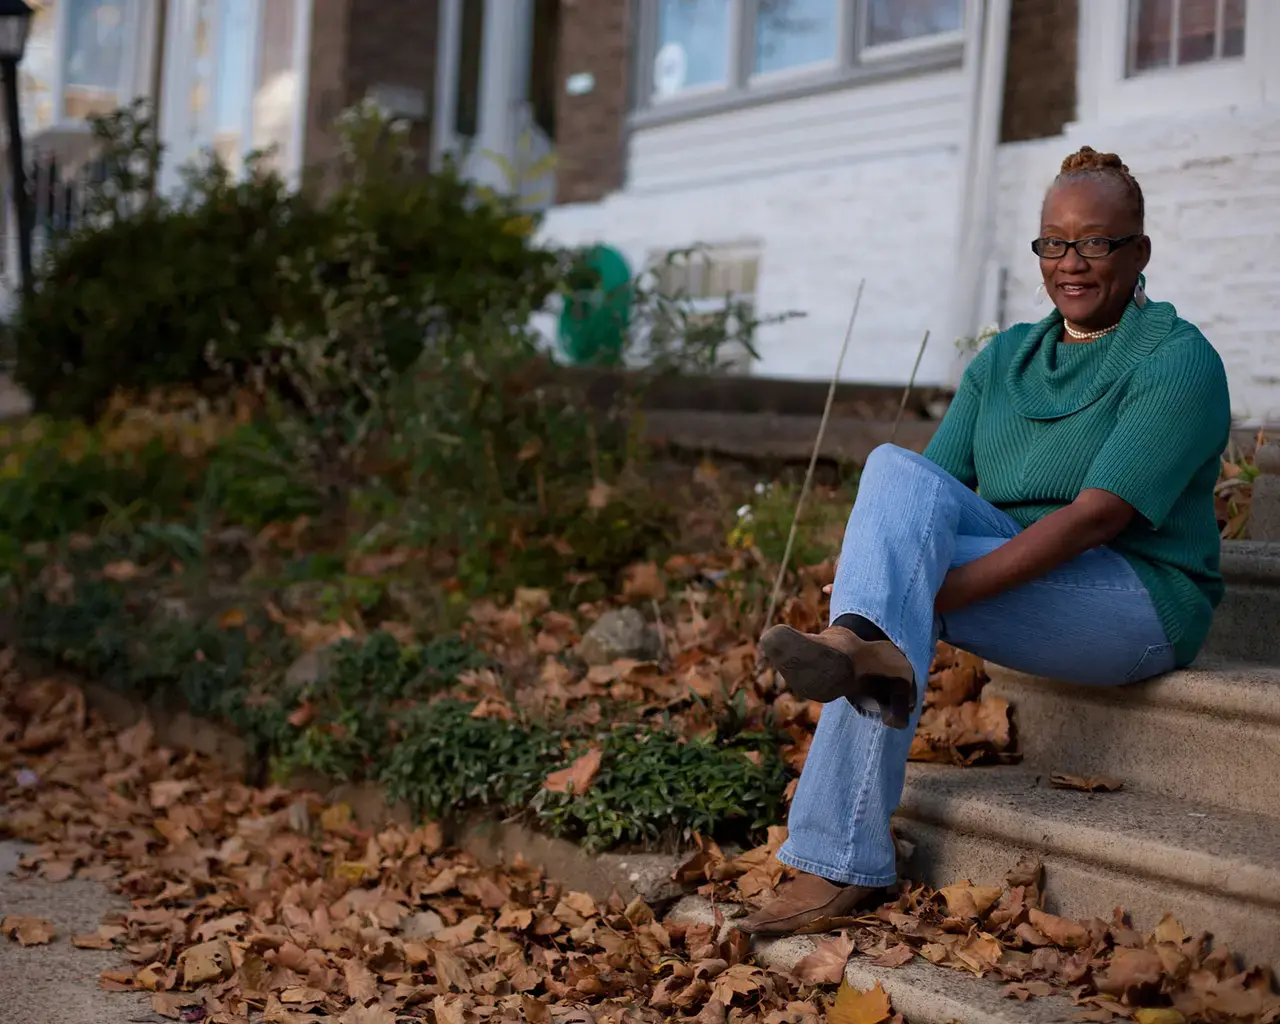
[1177,0,1218,63]
[865,0,962,47]
[755,0,837,75]
[1129,0,1172,71]
[212,0,256,171]
[21,1,58,132]
[654,0,730,98]
[62,0,130,121]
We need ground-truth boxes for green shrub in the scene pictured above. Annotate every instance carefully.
[273,630,486,782]
[14,101,558,420]
[535,731,789,852]
[201,422,325,529]
[0,419,196,548]
[381,701,563,819]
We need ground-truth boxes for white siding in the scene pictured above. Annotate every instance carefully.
[996,107,1280,425]
[542,68,968,386]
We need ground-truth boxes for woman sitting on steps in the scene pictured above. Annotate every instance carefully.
[745,145,1232,937]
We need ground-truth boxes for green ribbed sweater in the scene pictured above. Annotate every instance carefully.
[924,299,1231,667]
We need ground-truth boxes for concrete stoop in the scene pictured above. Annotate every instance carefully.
[667,895,1081,1024]
[894,765,1280,972]
[895,540,1280,978]
[982,658,1280,816]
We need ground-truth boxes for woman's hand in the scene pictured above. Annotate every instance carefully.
[934,488,1135,614]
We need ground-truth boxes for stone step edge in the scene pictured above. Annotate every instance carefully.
[1219,541,1280,587]
[984,659,1280,725]
[896,766,1280,912]
[668,896,1078,1024]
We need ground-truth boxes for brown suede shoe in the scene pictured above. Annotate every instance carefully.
[738,873,882,937]
[759,624,916,728]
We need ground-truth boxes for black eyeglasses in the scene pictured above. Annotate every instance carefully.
[1030,235,1139,259]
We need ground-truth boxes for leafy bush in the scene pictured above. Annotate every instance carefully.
[273,631,485,781]
[0,418,196,549]
[14,101,558,420]
[201,422,324,529]
[381,702,563,819]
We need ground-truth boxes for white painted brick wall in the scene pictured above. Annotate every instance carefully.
[997,107,1280,424]
[540,70,968,388]
[543,149,963,386]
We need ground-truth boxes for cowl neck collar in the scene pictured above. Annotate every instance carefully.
[1005,295,1177,420]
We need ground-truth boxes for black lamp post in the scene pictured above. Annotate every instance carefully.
[0,0,33,303]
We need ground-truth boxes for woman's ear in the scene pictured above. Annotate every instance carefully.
[1136,234,1152,273]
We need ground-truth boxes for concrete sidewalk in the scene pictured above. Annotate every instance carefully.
[0,841,152,1024]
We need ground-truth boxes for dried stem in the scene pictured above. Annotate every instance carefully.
[890,330,931,446]
[761,279,865,633]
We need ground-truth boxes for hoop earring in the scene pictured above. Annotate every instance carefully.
[1133,275,1147,309]
[1035,282,1047,306]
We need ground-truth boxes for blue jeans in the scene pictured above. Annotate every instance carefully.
[776,444,1174,887]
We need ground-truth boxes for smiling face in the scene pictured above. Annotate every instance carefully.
[1039,177,1151,332]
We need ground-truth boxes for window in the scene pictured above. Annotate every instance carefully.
[639,0,962,112]
[20,0,149,134]
[1127,0,1245,75]
[1077,0,1270,126]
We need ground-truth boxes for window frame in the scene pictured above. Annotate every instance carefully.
[631,0,966,127]
[1076,0,1280,125]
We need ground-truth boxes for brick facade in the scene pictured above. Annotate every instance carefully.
[554,0,631,205]
[1000,0,1078,144]
[303,0,438,176]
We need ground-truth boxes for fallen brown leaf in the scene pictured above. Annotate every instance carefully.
[1050,772,1124,793]
[543,746,604,795]
[827,979,893,1024]
[938,881,1003,919]
[793,932,854,984]
[2,915,54,946]
[869,944,915,969]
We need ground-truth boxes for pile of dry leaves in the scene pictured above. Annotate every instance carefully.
[0,651,841,1024]
[4,643,1279,1024]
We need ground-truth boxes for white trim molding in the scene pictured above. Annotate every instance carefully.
[1077,0,1280,126]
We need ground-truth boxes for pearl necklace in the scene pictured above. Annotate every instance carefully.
[1063,322,1118,341]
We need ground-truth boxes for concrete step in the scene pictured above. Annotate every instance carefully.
[1205,540,1280,663]
[984,657,1280,819]
[667,894,1080,1024]
[893,764,1280,974]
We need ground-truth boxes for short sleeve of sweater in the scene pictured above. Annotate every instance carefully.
[1082,335,1230,530]
[924,342,993,488]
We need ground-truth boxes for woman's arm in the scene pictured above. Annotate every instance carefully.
[933,488,1135,614]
